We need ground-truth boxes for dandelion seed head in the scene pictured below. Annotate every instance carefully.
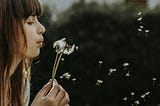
[63,44,75,55]
[53,38,67,54]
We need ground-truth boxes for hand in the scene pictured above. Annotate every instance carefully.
[31,80,70,106]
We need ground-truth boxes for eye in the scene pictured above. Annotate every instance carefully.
[27,21,34,25]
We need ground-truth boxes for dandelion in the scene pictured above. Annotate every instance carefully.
[52,38,75,80]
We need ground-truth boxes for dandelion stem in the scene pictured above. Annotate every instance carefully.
[52,52,63,80]
[52,53,59,80]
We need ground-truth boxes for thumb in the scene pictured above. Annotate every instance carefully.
[38,79,52,96]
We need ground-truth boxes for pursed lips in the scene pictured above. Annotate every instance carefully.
[37,40,44,47]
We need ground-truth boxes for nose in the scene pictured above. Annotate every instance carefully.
[37,22,46,34]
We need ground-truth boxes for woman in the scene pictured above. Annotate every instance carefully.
[0,0,70,106]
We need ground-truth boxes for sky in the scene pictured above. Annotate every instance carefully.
[40,0,160,12]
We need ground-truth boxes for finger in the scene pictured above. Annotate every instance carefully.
[38,80,52,96]
[60,92,70,106]
[55,85,66,104]
[48,82,60,97]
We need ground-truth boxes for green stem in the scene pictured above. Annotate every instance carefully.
[52,52,63,80]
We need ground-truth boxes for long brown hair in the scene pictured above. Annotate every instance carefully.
[0,0,42,105]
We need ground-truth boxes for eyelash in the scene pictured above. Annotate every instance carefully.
[27,22,34,25]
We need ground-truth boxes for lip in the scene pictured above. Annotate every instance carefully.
[37,41,44,47]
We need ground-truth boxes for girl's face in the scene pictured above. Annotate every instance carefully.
[22,15,45,58]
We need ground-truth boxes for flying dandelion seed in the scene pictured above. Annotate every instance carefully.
[98,61,103,70]
[122,97,127,101]
[65,74,71,80]
[59,76,63,79]
[137,17,142,21]
[108,68,116,76]
[137,11,142,16]
[135,100,140,105]
[145,29,150,37]
[61,58,64,61]
[130,92,135,96]
[75,46,79,51]
[96,80,103,86]
[126,71,130,77]
[139,25,144,29]
[138,28,142,32]
[152,78,157,86]
[141,94,145,99]
[63,72,69,76]
[72,78,76,83]
[123,62,129,67]
[145,91,150,96]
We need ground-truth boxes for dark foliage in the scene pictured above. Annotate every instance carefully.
[31,2,160,106]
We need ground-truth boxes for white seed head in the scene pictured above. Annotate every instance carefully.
[63,44,75,55]
[53,38,67,54]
